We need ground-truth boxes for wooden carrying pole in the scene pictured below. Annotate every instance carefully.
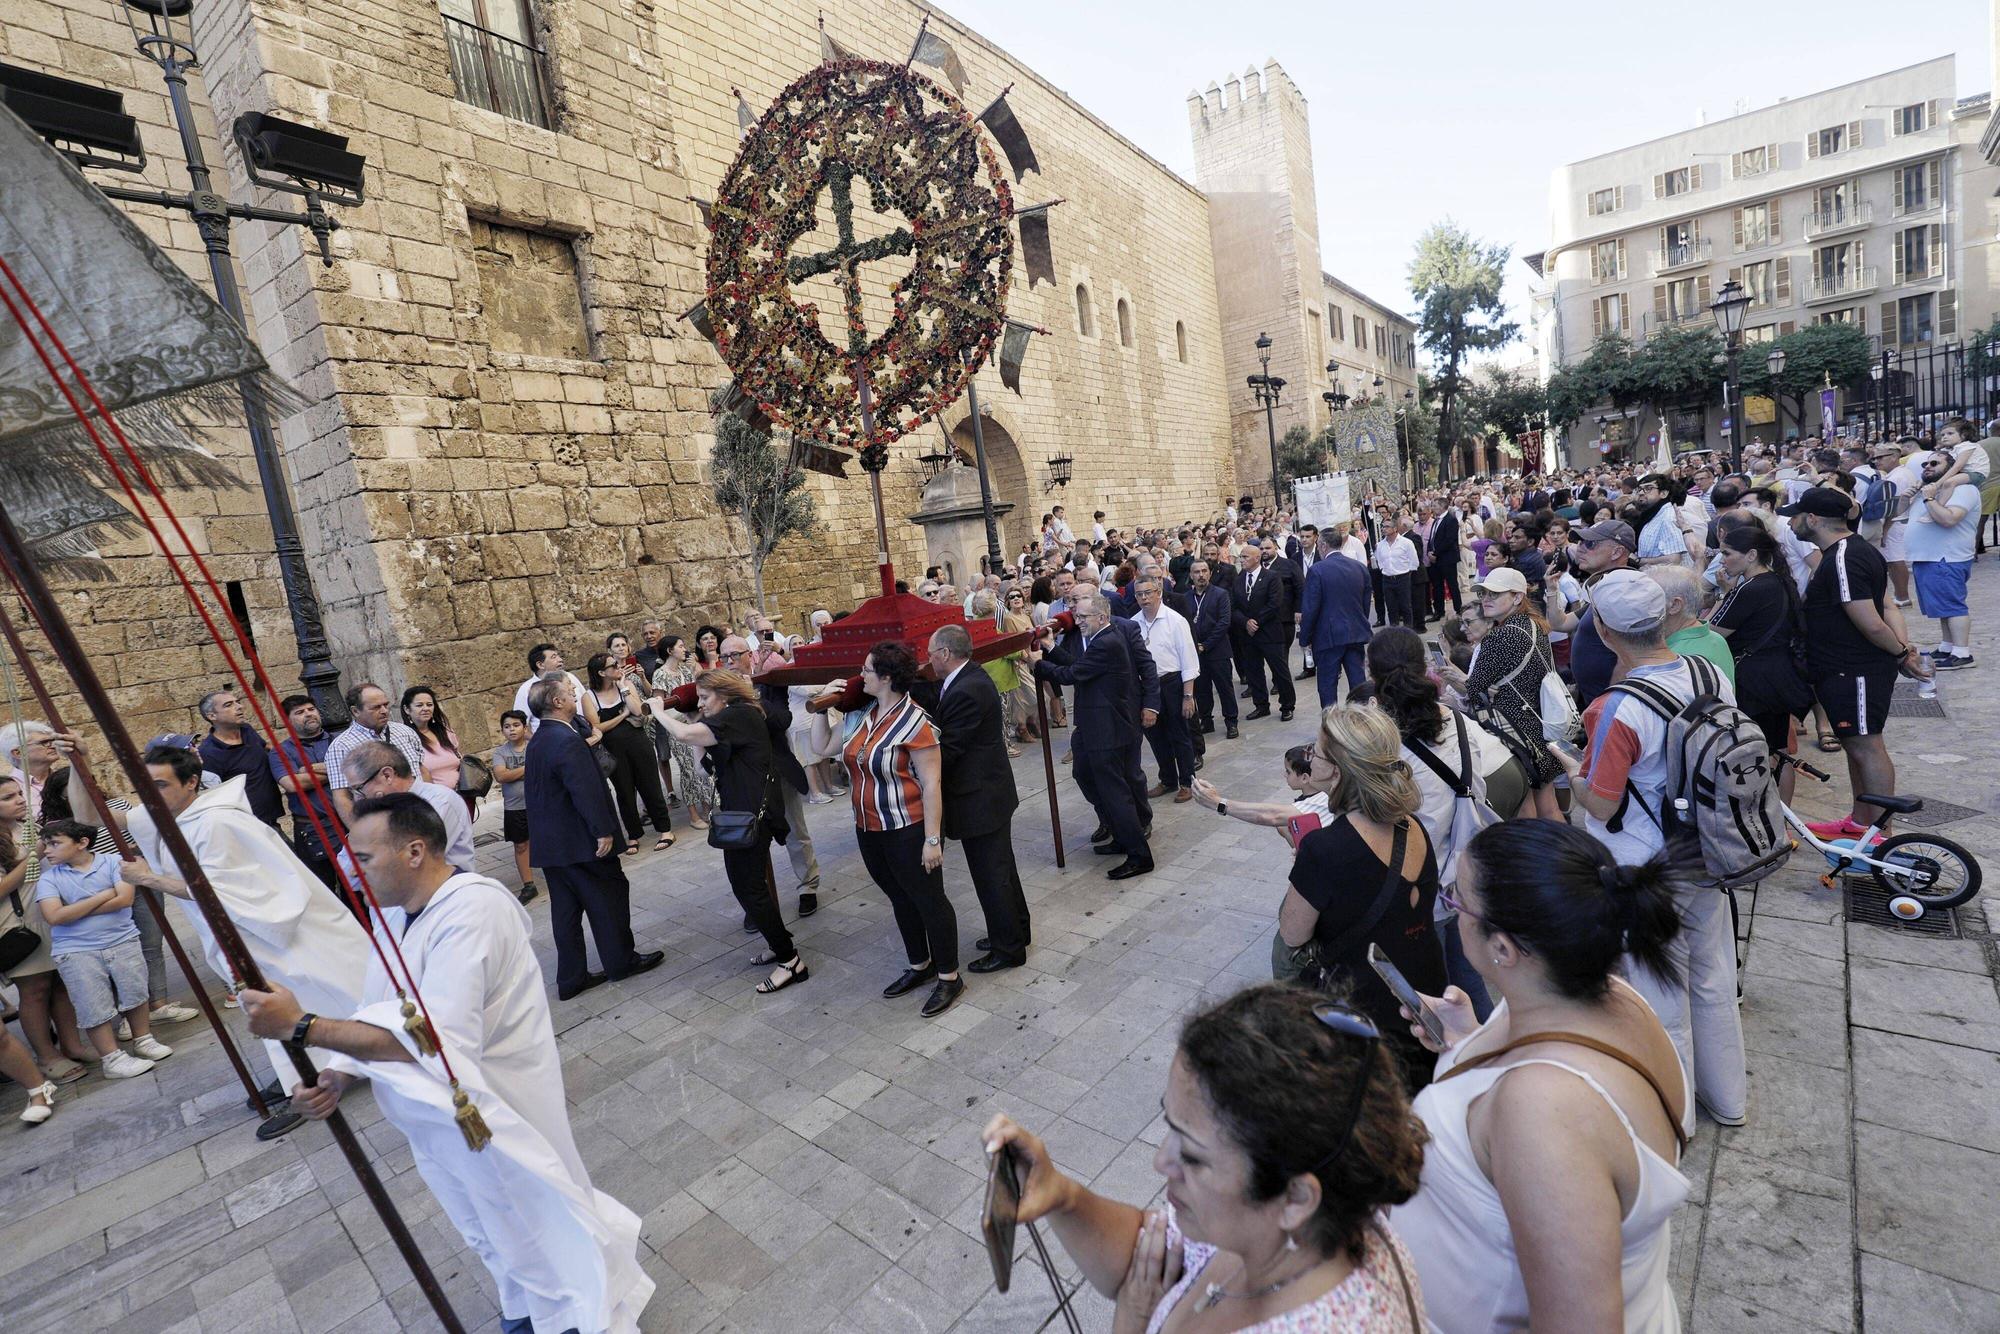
[0,504,466,1334]
[0,595,270,1116]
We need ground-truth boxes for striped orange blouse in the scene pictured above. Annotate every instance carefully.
[839,695,940,832]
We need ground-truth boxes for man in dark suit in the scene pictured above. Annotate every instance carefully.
[525,676,663,1000]
[1298,531,1374,708]
[922,625,1031,970]
[1260,535,1305,674]
[1234,542,1296,721]
[1361,504,1388,626]
[1029,589,1158,879]
[1425,502,1463,620]
[1186,558,1238,739]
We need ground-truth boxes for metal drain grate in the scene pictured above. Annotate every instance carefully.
[1843,875,1961,938]
[1889,681,1946,719]
[1894,798,1985,830]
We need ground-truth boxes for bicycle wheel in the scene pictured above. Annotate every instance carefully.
[1869,832,1983,910]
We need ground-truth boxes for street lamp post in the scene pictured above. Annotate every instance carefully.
[1765,344,1788,441]
[7,0,365,723]
[1247,332,1286,509]
[1710,277,1752,473]
[1871,350,1891,439]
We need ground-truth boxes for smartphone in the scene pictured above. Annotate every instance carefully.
[1550,738,1585,764]
[1368,943,1446,1049]
[981,1143,1022,1292]
[1427,641,1445,669]
[1284,809,1324,848]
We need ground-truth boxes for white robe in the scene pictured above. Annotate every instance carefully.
[327,873,653,1333]
[126,775,370,1088]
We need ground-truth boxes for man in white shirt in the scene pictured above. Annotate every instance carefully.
[241,794,654,1334]
[1375,517,1421,628]
[1133,575,1200,801]
[339,741,477,873]
[512,643,586,734]
[1091,510,1108,544]
[1880,441,1928,607]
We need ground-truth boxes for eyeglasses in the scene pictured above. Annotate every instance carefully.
[1438,883,1486,929]
[1310,1001,1382,1175]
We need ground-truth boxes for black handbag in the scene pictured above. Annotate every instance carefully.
[456,753,495,798]
[0,889,42,974]
[1274,820,1409,992]
[706,797,768,851]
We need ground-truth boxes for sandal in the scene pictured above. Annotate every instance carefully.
[624,842,641,856]
[653,832,675,851]
[754,956,809,994]
[689,813,710,831]
[1816,731,1841,753]
[42,1059,88,1086]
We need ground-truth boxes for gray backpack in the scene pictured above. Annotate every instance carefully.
[1600,656,1792,888]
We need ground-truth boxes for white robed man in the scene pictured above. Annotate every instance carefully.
[78,742,370,1105]
[241,793,653,1334]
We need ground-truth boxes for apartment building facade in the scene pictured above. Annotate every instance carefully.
[1321,274,1421,411]
[1531,57,1996,464]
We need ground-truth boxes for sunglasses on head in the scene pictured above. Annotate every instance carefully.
[1310,1001,1382,1174]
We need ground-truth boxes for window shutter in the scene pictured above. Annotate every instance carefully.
[1592,300,1603,338]
[1591,247,1601,282]
[1691,217,1702,245]
[1892,166,1904,204]
[1690,163,1703,191]
[1620,301,1630,334]
[1847,119,1862,150]
[1928,99,1942,130]
[1733,208,1745,248]
[1614,185,1626,211]
[1927,159,1942,203]
[1653,172,1666,199]
[1880,301,1898,342]
[1654,284,1669,325]
[1696,274,1712,311]
[1618,240,1628,279]
[1894,232,1906,284]
[1765,142,1779,169]
[1770,206,1782,243]
[1893,107,1907,137]
[1657,225,1668,260]
[1729,265,1742,288]
[1808,132,1821,160]
[1856,307,1865,332]
[1779,320,1796,336]
[1929,223,1943,278]
[1939,289,1957,337]
[1732,151,1743,179]
[1775,257,1791,304]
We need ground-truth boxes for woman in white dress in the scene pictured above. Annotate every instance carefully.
[1390,818,1691,1332]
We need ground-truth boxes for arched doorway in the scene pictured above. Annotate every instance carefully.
[949,413,1028,562]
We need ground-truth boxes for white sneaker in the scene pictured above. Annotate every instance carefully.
[115,1017,132,1040]
[100,1050,155,1079]
[131,1035,174,1061]
[150,1002,199,1024]
[18,1080,55,1124]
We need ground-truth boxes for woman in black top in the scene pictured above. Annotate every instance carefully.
[1708,519,1810,803]
[581,653,675,853]
[1212,704,1446,1090]
[632,669,804,993]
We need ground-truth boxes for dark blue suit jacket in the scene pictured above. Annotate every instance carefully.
[1186,583,1233,654]
[1299,552,1373,653]
[1034,622,1159,752]
[524,717,620,867]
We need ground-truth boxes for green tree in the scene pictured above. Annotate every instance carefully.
[1409,221,1518,480]
[1737,321,1874,438]
[1623,325,1725,449]
[1964,316,2000,381]
[1273,423,1329,493]
[1460,364,1546,439]
[710,400,819,614]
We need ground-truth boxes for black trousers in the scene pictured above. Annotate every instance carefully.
[601,721,672,841]
[1371,567,1386,625]
[1074,743,1151,860]
[1383,572,1416,628]
[1195,641,1238,727]
[959,825,1030,959]
[1428,561,1462,618]
[1241,635,1297,712]
[543,856,637,994]
[1147,671,1196,789]
[857,824,959,974]
[723,836,794,961]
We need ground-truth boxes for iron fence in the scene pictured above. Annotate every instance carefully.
[1855,339,2000,438]
[442,15,554,130]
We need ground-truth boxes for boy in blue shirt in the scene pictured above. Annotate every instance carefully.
[35,819,174,1079]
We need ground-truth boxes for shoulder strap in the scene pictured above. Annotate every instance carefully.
[1438,1030,1689,1151]
[1488,622,1542,697]
[1319,820,1411,961]
[1409,714,1475,799]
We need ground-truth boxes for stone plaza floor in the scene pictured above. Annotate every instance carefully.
[4,590,2000,1332]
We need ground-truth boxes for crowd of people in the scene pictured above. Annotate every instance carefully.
[0,422,1988,1331]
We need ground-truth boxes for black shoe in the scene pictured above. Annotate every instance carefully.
[882,966,937,998]
[1246,705,1272,720]
[1240,686,1254,699]
[1094,840,1127,855]
[743,914,758,933]
[516,882,538,905]
[968,950,1025,973]
[921,976,966,1018]
[976,936,991,952]
[1198,720,1215,734]
[1280,707,1295,722]
[1225,723,1240,739]
[557,971,608,1001]
[611,951,666,981]
[1297,668,1315,679]
[255,1108,306,1140]
[798,892,819,917]
[1193,756,1204,772]
[1107,859,1154,881]
[1089,824,1113,844]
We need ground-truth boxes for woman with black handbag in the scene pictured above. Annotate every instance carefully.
[808,642,962,1019]
[630,669,804,994]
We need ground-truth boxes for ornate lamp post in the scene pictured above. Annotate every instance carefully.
[1710,277,1752,472]
[1247,332,1286,508]
[1764,344,1788,439]
[1871,353,1890,439]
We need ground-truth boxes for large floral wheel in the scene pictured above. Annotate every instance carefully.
[706,60,1014,466]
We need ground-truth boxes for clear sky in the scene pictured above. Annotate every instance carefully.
[936,0,1991,340]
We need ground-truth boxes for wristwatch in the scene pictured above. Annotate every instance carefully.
[290,1013,318,1047]
[924,835,941,847]
[1216,800,1229,818]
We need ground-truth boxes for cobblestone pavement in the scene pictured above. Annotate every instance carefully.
[5,590,1999,1333]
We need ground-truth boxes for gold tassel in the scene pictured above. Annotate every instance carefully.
[452,1085,491,1152]
[400,998,438,1057]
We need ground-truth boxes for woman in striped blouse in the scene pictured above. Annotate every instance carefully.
[810,641,963,1019]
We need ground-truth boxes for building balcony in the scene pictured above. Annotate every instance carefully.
[1803,201,1871,240]
[1805,266,1879,303]
[443,14,555,130]
[1650,240,1711,275]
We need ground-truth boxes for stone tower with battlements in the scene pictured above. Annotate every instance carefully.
[1189,61,1324,507]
